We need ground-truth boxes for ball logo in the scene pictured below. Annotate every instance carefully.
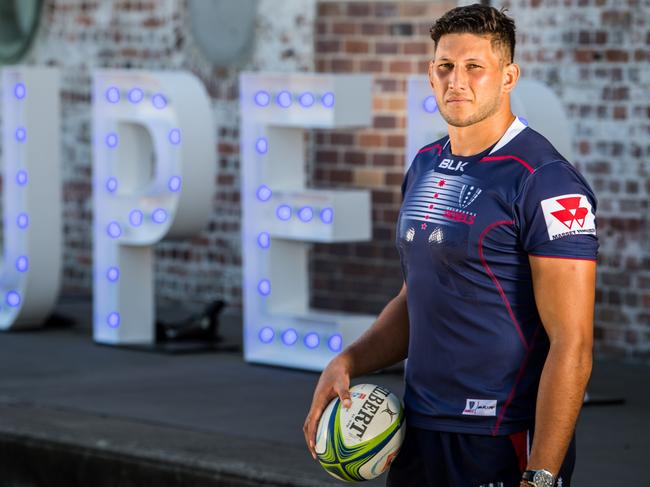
[540,193,596,241]
[347,385,390,440]
[381,404,398,421]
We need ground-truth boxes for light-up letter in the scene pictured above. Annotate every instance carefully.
[240,73,375,371]
[406,76,573,168]
[0,67,61,330]
[93,70,215,345]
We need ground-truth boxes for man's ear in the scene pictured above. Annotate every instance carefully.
[502,62,520,94]
[428,59,436,91]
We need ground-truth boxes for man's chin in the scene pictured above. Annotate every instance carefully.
[440,113,476,128]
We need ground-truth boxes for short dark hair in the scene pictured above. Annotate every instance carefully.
[429,4,516,64]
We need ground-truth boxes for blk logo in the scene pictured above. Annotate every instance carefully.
[551,196,589,229]
[438,158,468,172]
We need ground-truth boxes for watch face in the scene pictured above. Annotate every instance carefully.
[533,470,555,487]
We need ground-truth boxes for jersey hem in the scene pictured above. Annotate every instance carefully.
[406,414,533,437]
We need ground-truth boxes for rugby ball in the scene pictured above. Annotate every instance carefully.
[315,383,405,481]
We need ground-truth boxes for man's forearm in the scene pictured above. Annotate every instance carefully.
[526,342,592,476]
[340,287,409,378]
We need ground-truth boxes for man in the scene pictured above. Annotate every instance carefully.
[304,4,597,487]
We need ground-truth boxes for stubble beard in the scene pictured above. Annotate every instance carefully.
[439,95,502,128]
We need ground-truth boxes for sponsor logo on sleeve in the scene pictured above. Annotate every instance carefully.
[462,399,497,416]
[540,193,596,241]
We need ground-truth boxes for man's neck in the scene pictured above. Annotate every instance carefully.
[447,111,516,157]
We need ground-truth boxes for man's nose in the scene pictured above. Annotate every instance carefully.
[449,67,468,90]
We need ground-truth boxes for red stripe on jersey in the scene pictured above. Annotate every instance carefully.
[478,220,529,351]
[493,327,540,435]
[418,143,443,155]
[479,155,534,174]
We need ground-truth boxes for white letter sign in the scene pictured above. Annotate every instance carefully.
[93,70,215,345]
[0,67,61,330]
[240,73,375,371]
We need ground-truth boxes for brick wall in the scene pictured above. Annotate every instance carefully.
[16,0,315,310]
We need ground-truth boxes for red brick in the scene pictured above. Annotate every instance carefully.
[601,10,632,27]
[605,49,629,62]
[403,42,429,55]
[359,133,384,148]
[385,171,405,186]
[332,22,357,35]
[375,3,398,17]
[331,58,354,72]
[317,3,342,16]
[343,151,367,165]
[400,3,430,16]
[376,42,399,55]
[345,40,369,54]
[372,153,398,167]
[375,78,398,92]
[361,23,387,36]
[316,40,340,54]
[374,115,397,129]
[316,150,339,164]
[574,49,595,63]
[360,59,384,73]
[389,60,414,74]
[330,169,353,183]
[331,133,355,146]
[372,190,397,205]
[613,106,627,119]
[348,2,372,16]
[387,135,406,148]
[142,17,163,28]
[634,50,650,62]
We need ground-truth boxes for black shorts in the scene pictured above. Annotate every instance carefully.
[386,425,575,487]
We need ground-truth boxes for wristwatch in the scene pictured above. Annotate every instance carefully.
[522,469,555,487]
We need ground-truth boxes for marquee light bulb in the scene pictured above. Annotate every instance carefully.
[282,328,298,346]
[259,327,274,343]
[254,91,270,107]
[128,88,144,103]
[321,92,335,108]
[276,91,292,108]
[152,93,167,109]
[168,176,182,192]
[422,96,438,113]
[105,86,120,103]
[304,332,320,349]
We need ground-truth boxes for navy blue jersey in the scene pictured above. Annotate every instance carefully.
[397,117,598,436]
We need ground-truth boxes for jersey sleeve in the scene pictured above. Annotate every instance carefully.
[513,161,599,260]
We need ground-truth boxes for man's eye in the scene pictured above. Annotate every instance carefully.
[467,64,481,69]
[438,63,452,69]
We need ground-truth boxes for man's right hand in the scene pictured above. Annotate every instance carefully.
[302,354,353,460]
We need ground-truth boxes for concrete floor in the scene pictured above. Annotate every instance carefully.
[0,298,647,486]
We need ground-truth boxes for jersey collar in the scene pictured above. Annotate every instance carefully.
[440,116,528,156]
